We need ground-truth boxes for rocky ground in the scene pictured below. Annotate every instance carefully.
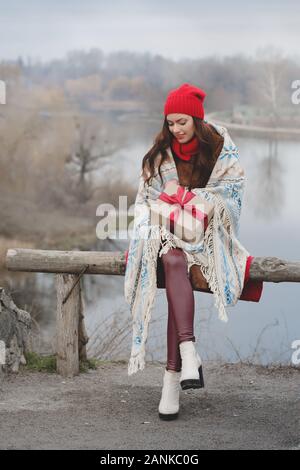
[0,361,299,450]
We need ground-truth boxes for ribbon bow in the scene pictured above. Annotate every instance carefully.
[158,184,208,231]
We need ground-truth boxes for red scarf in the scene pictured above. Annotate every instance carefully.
[171,134,200,161]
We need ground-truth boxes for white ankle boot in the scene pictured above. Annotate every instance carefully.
[158,369,181,420]
[179,341,205,390]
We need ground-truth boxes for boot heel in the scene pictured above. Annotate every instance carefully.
[198,365,205,388]
[159,411,179,421]
[180,378,202,390]
[180,365,205,390]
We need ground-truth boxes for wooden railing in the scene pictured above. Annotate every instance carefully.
[5,248,300,377]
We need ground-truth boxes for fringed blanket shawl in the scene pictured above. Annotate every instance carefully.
[124,120,249,375]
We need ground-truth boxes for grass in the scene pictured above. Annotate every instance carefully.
[24,352,57,373]
[79,358,101,373]
[23,352,104,374]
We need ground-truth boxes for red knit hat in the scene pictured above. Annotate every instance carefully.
[164,83,206,119]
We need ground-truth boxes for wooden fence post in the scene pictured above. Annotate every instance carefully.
[56,273,80,377]
[78,280,89,362]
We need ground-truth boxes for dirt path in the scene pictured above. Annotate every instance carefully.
[0,362,299,450]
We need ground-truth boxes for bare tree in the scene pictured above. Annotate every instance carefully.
[66,116,120,204]
[255,46,290,125]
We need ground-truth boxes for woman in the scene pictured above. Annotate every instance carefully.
[124,83,263,421]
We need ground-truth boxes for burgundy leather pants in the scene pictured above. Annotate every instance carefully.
[161,247,195,372]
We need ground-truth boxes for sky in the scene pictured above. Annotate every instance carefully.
[0,0,299,63]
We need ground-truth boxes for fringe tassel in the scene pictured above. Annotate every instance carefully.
[128,349,145,375]
[200,198,229,322]
[127,225,160,376]
[158,225,178,256]
[144,225,161,263]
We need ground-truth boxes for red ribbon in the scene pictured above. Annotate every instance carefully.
[158,184,208,231]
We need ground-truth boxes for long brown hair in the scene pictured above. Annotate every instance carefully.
[141,117,221,190]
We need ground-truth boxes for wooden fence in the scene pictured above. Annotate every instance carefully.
[5,248,300,377]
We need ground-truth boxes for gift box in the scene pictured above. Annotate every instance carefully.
[149,179,214,244]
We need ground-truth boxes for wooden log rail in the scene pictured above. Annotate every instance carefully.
[5,248,300,377]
